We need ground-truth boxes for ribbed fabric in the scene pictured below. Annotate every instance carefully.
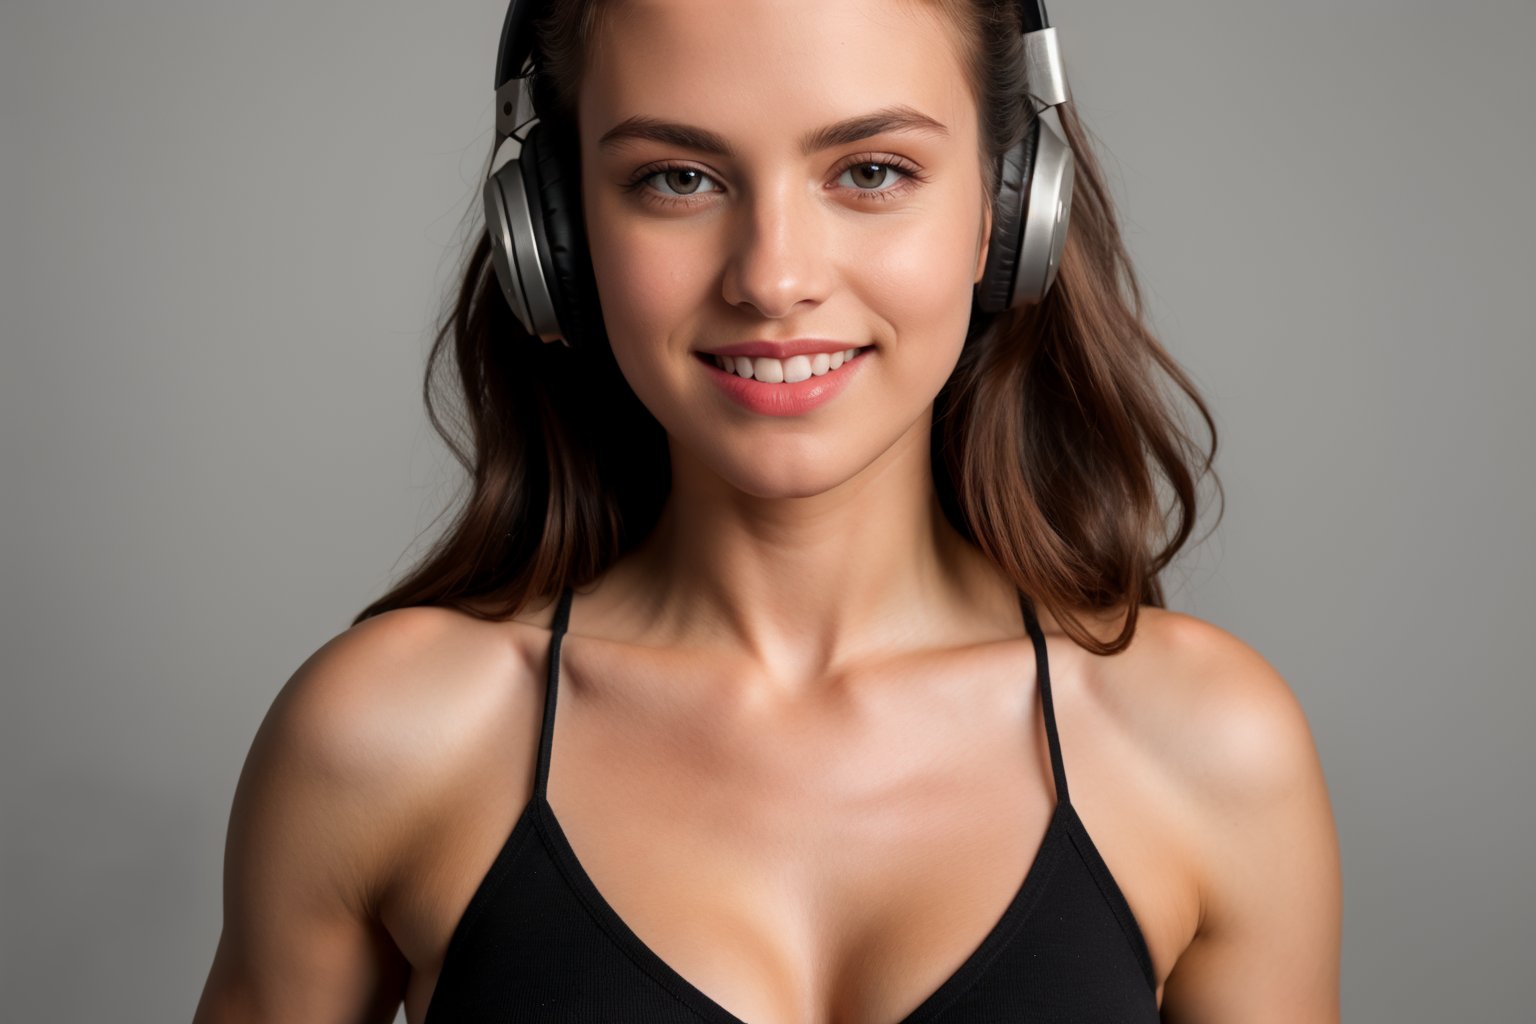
[424,585,1159,1022]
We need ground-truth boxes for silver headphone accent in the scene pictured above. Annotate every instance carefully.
[1011,116,1075,306]
[1014,27,1074,305]
[483,70,569,344]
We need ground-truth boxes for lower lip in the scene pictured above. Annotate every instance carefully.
[697,349,871,417]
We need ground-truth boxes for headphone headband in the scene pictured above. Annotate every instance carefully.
[493,0,540,92]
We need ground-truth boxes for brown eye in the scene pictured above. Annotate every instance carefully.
[847,162,892,189]
[627,164,723,205]
[663,169,706,194]
[836,159,917,198]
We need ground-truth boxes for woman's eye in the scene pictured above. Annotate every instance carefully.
[838,161,908,193]
[628,158,919,206]
[644,167,720,197]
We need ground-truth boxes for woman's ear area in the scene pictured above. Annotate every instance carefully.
[974,200,993,285]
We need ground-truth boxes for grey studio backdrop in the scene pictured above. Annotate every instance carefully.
[2,1,1532,1021]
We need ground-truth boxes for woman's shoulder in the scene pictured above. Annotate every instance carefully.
[1086,605,1338,942]
[1108,605,1323,808]
[294,597,558,711]
[269,600,553,761]
[234,598,562,908]
[203,599,563,1011]
[1090,609,1340,1012]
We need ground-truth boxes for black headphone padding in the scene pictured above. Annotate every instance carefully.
[521,123,599,347]
[975,119,1039,314]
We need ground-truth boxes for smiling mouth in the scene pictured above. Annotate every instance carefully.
[698,346,872,383]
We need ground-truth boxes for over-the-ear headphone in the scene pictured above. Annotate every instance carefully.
[483,0,1074,349]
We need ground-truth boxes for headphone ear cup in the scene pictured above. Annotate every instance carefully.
[977,120,1039,314]
[520,123,598,350]
[483,146,549,340]
[976,116,1074,312]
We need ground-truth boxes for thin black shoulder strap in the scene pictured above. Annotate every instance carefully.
[1019,590,1071,805]
[532,583,574,801]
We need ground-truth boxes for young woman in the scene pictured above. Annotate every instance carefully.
[195,0,1341,1020]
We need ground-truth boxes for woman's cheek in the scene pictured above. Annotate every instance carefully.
[844,209,981,352]
[592,223,710,341]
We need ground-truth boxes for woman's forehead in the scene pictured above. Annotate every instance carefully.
[579,0,974,140]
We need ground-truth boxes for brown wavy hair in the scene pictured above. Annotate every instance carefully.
[354,0,1222,655]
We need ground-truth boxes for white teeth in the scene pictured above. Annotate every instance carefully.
[782,355,813,383]
[713,347,864,383]
[752,356,785,383]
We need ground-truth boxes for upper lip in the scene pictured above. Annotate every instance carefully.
[700,339,867,359]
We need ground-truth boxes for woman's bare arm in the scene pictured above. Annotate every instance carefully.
[193,615,434,1024]
[1157,621,1343,1022]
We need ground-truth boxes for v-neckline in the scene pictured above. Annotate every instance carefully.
[532,792,1072,1024]
[532,583,1076,1024]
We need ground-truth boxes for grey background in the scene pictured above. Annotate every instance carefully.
[2,1,1531,1020]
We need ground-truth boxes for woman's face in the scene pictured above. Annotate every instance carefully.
[578,0,991,499]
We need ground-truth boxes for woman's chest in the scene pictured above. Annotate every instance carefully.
[384,639,1191,1021]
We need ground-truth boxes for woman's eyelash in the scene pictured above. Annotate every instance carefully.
[622,165,715,203]
[623,156,926,207]
[832,158,927,199]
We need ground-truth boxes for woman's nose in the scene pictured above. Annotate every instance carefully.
[719,183,834,320]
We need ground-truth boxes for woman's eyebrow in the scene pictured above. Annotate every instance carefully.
[597,104,949,158]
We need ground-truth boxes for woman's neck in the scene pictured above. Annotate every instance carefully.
[590,428,1019,689]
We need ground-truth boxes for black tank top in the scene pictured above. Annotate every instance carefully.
[424,585,1159,1022]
